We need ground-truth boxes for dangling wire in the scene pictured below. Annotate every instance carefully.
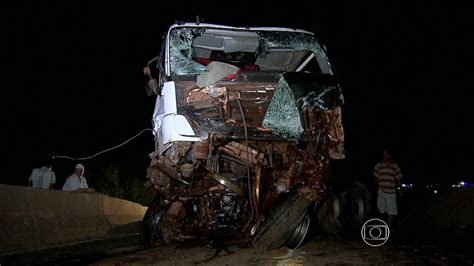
[53,128,153,161]
[231,90,254,233]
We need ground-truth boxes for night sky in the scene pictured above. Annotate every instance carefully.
[2,2,473,188]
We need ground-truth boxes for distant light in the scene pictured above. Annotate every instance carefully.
[401,184,407,188]
[434,190,438,194]
[456,181,469,187]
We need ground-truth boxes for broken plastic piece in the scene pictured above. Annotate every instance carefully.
[196,61,240,87]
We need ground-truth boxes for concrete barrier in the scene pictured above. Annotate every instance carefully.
[0,184,148,254]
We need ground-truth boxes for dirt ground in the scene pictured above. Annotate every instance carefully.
[91,234,466,265]
[90,186,474,266]
[91,185,474,265]
[3,186,471,265]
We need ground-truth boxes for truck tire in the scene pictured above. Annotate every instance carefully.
[346,182,370,232]
[252,193,312,250]
[316,192,346,236]
[140,195,166,247]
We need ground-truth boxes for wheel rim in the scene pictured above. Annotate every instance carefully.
[286,215,311,249]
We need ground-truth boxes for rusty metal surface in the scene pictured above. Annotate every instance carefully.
[141,24,348,249]
[143,78,345,245]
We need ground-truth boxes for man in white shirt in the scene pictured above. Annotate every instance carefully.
[62,164,95,193]
[28,159,56,189]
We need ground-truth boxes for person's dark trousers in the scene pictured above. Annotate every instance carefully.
[388,215,399,233]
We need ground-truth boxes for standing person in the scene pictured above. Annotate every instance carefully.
[28,158,56,189]
[62,163,95,193]
[373,150,402,230]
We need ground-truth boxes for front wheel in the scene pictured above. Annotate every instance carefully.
[140,195,166,247]
[252,193,313,250]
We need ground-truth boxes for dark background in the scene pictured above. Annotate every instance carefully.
[1,1,473,189]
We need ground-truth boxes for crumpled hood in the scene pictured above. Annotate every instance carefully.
[174,72,344,140]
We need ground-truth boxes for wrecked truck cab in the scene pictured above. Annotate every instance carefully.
[141,23,348,250]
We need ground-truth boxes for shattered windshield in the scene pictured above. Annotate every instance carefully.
[168,27,331,76]
[262,77,304,138]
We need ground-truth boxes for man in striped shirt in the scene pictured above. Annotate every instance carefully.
[374,150,402,227]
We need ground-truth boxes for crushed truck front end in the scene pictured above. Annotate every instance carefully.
[141,23,345,250]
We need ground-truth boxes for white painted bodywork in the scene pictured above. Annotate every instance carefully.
[152,81,200,145]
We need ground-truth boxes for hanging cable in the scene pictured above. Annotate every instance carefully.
[53,128,153,161]
[232,91,254,233]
